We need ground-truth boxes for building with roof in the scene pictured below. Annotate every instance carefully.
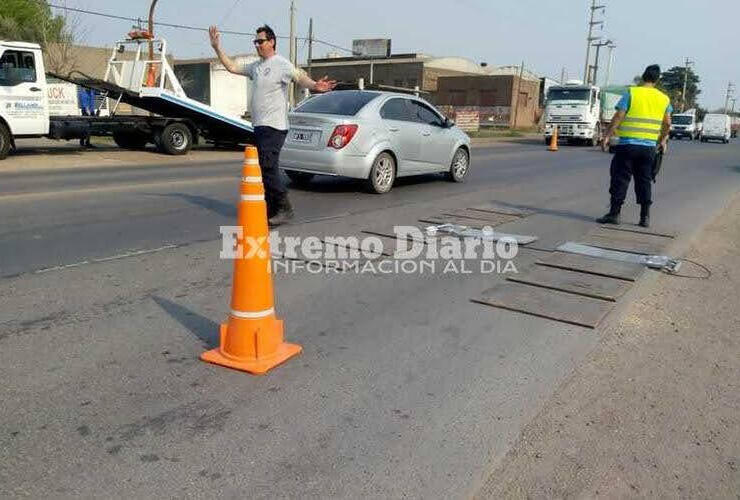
[303,53,488,93]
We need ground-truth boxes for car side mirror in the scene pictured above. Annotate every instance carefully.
[444,117,455,128]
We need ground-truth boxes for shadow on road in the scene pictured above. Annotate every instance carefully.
[146,193,236,218]
[485,199,599,223]
[152,296,220,349]
[288,172,444,194]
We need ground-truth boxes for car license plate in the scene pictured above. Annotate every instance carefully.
[291,130,315,143]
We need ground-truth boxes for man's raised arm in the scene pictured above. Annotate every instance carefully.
[209,26,241,75]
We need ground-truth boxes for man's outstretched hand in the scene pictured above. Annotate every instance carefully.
[314,76,337,93]
[209,26,221,50]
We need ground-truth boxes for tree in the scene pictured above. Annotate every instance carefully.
[660,66,701,112]
[0,0,68,46]
[1,1,83,75]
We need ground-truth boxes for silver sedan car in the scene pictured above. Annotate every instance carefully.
[280,90,471,193]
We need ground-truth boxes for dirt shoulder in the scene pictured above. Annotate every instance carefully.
[474,193,740,499]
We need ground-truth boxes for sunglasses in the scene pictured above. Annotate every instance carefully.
[253,39,271,46]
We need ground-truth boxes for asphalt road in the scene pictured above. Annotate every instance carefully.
[1,139,739,498]
[0,141,550,278]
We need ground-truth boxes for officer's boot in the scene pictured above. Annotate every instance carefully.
[596,201,621,225]
[639,204,650,228]
[268,194,295,227]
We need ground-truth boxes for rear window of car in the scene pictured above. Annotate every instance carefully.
[294,91,379,116]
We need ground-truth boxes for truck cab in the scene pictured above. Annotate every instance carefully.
[0,41,50,143]
[670,109,698,140]
[544,81,602,146]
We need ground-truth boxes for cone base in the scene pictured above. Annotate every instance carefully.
[200,342,302,375]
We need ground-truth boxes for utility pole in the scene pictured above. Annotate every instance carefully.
[560,67,566,85]
[512,61,525,129]
[307,18,313,79]
[289,0,296,107]
[603,42,616,87]
[584,0,605,84]
[681,57,694,112]
[591,39,613,88]
[724,81,735,113]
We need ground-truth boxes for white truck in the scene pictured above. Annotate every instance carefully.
[0,37,255,160]
[700,114,732,143]
[543,80,605,146]
[670,109,699,140]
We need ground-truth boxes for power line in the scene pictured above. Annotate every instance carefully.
[45,3,356,54]
[218,0,242,27]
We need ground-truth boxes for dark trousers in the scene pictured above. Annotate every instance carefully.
[609,144,656,207]
[254,126,289,212]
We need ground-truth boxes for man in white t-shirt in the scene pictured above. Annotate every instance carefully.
[209,24,336,226]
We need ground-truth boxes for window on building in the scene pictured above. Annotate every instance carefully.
[0,50,37,85]
[480,89,496,106]
[407,78,418,88]
[394,79,404,87]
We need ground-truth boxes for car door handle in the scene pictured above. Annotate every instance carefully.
[30,87,42,92]
[422,132,431,137]
[388,127,400,132]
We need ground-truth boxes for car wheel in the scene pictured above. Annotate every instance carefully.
[0,122,11,160]
[447,147,470,182]
[367,152,396,194]
[286,170,315,185]
[159,122,192,155]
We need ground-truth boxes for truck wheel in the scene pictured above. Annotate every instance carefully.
[590,124,601,147]
[0,122,11,160]
[159,123,192,155]
[113,131,148,150]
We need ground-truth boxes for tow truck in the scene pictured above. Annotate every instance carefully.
[0,33,254,160]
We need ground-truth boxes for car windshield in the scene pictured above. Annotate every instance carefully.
[294,91,379,116]
[547,88,590,102]
[673,115,693,125]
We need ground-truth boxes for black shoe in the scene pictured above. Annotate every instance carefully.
[268,196,295,227]
[596,212,621,224]
[638,205,650,227]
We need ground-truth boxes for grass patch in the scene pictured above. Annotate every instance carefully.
[467,128,524,138]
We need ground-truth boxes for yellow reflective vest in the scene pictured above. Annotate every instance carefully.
[617,86,670,142]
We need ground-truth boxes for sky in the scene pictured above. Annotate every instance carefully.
[50,0,739,110]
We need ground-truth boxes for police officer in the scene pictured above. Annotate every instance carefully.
[598,64,672,228]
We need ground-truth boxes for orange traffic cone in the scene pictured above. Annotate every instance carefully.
[200,146,302,374]
[548,126,559,152]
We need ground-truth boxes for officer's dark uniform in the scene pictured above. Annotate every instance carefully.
[598,85,671,227]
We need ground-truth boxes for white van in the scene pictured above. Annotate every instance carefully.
[700,114,731,143]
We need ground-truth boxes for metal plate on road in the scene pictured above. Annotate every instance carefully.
[419,215,506,229]
[440,208,518,226]
[469,203,535,217]
[537,252,644,281]
[580,234,669,256]
[507,265,632,302]
[589,227,674,245]
[472,282,615,329]
[599,225,677,239]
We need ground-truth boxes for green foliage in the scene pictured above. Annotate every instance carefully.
[0,0,70,46]
[660,66,701,111]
